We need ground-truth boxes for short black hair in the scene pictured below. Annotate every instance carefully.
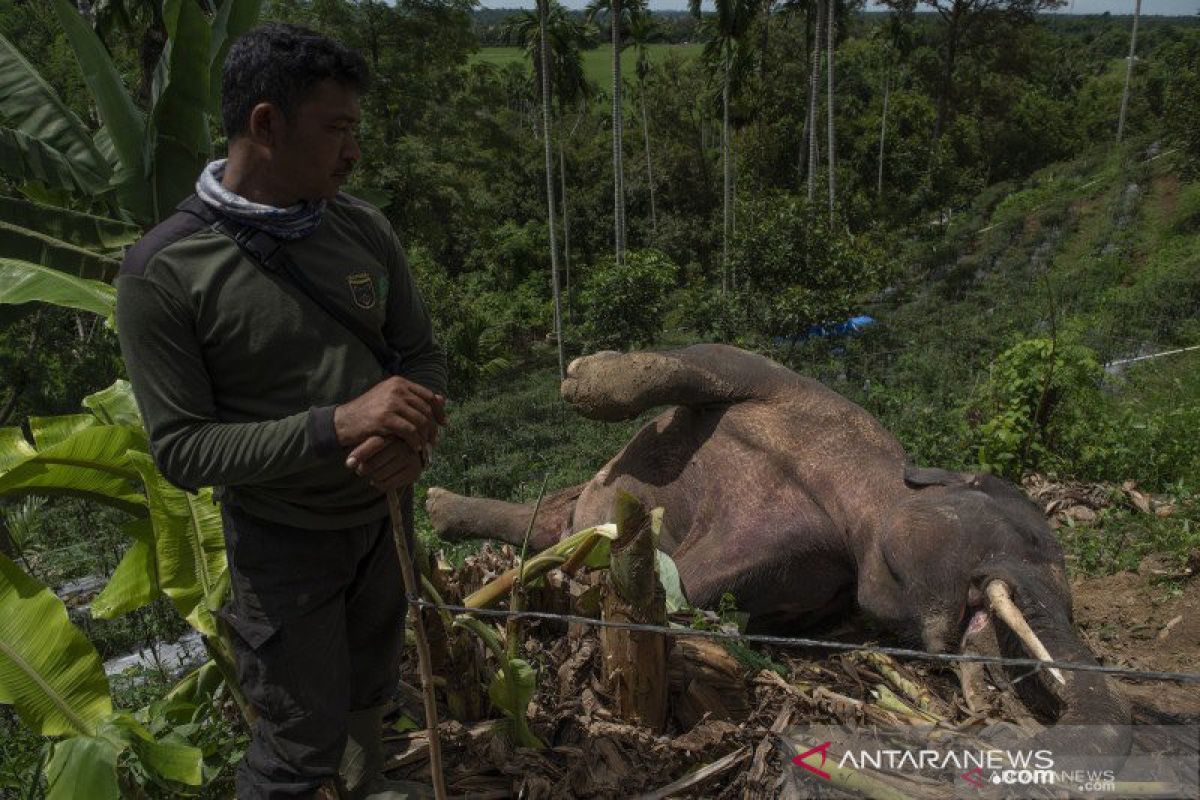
[221,22,370,139]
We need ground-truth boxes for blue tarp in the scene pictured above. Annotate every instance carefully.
[774,315,875,347]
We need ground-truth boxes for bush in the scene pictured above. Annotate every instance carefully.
[575,249,678,351]
[725,194,886,346]
[968,338,1103,478]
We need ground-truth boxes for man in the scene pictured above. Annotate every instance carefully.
[115,23,446,800]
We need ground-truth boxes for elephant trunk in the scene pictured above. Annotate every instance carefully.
[989,579,1131,768]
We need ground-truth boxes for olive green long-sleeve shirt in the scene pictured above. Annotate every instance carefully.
[115,193,447,529]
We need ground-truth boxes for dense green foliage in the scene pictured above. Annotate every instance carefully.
[576,249,678,350]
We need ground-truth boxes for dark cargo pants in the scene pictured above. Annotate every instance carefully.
[219,503,405,800]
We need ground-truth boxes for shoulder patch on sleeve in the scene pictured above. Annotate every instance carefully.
[120,201,211,278]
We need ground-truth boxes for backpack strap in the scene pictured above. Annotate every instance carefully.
[178,195,402,375]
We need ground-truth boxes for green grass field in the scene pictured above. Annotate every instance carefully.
[473,43,704,87]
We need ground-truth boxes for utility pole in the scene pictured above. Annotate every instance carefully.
[1116,0,1142,143]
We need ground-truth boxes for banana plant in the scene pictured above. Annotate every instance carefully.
[0,379,228,635]
[0,0,262,314]
[0,379,234,793]
[0,553,204,799]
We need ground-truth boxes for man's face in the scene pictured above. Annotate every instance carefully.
[272,79,362,203]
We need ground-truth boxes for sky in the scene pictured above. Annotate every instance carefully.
[477,0,1199,14]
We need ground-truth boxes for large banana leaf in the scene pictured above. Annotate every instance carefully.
[92,517,158,620]
[99,712,203,787]
[0,195,140,252]
[44,735,121,800]
[128,452,226,636]
[28,414,99,451]
[0,126,91,195]
[149,0,213,219]
[0,427,36,474]
[0,221,120,282]
[0,33,110,194]
[0,424,148,515]
[0,553,113,737]
[0,258,117,322]
[48,0,144,191]
[83,381,144,429]
[209,0,264,113]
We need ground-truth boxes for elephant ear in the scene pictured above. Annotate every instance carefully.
[903,465,977,488]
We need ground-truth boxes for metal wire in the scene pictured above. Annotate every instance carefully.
[408,597,1200,685]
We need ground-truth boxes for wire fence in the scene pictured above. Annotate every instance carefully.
[407,597,1200,685]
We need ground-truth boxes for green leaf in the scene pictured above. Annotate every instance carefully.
[48,0,144,186]
[486,657,542,748]
[0,553,113,737]
[209,0,264,113]
[0,427,36,475]
[0,33,110,194]
[28,414,98,450]
[164,660,222,707]
[0,424,148,515]
[127,452,227,636]
[391,715,419,734]
[580,522,618,568]
[655,550,689,613]
[99,712,203,786]
[487,658,537,719]
[0,258,117,322]
[0,196,140,252]
[150,0,214,218]
[82,381,144,428]
[44,736,121,800]
[0,220,119,283]
[0,126,91,195]
[92,518,158,620]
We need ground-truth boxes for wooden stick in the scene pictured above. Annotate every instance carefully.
[388,487,448,800]
[638,745,750,800]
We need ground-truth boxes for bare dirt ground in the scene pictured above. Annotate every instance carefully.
[1074,562,1200,721]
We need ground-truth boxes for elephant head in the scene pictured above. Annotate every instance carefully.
[858,466,1130,761]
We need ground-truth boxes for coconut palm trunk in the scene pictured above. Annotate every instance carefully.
[722,70,731,295]
[641,94,657,238]
[538,0,565,379]
[559,139,572,323]
[1116,0,1141,142]
[877,61,890,198]
[825,0,836,219]
[611,0,627,262]
[806,0,824,202]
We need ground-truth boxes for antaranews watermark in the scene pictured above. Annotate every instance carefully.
[783,724,1196,798]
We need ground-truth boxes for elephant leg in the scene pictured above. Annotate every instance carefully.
[561,343,793,421]
[425,483,585,551]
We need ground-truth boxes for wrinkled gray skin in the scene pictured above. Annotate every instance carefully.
[428,345,1130,758]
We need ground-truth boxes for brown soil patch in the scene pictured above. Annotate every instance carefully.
[1073,563,1200,720]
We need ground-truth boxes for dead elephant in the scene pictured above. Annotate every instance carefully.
[427,344,1130,758]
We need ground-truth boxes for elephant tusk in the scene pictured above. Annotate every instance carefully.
[985,581,1066,685]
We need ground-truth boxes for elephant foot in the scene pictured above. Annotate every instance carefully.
[561,351,632,421]
[425,487,472,542]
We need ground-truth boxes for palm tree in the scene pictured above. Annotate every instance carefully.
[586,0,645,264]
[501,1,588,379]
[825,0,837,219]
[1116,0,1142,142]
[628,9,659,238]
[804,0,824,202]
[691,0,757,293]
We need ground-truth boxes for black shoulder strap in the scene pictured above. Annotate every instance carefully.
[178,196,401,375]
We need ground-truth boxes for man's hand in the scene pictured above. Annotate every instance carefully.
[345,436,423,491]
[333,375,447,454]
